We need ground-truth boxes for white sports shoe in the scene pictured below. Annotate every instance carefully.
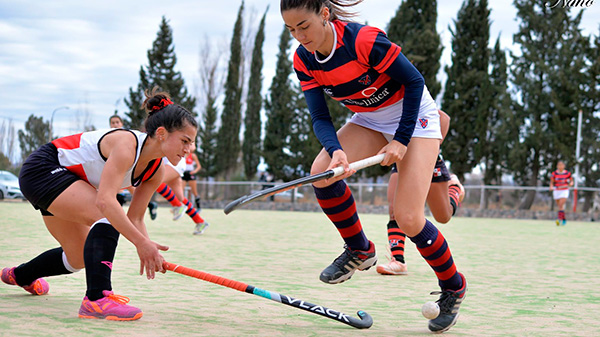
[172,205,187,221]
[193,222,209,235]
[376,259,408,275]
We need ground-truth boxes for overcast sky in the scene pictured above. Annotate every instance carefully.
[0,0,598,160]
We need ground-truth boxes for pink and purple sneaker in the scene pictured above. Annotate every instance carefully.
[78,290,143,321]
[1,267,49,295]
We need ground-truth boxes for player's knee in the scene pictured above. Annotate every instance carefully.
[395,212,422,231]
[310,160,331,188]
[310,160,327,176]
[432,212,451,224]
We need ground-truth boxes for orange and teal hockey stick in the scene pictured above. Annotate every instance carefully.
[163,261,373,329]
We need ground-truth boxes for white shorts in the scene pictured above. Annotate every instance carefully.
[553,189,569,200]
[163,157,186,177]
[349,85,442,142]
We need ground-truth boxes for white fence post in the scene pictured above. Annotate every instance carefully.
[479,185,485,210]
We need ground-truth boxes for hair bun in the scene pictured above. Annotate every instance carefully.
[143,86,174,114]
[151,98,174,111]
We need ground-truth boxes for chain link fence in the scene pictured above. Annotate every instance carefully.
[184,180,600,219]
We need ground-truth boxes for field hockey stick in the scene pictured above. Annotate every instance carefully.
[163,261,373,329]
[224,153,385,214]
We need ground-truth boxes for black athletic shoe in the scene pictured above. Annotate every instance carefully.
[428,272,467,333]
[319,241,377,284]
[194,197,201,212]
[148,201,158,221]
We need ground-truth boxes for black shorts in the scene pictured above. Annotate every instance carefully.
[182,171,196,181]
[19,143,80,216]
[390,154,450,183]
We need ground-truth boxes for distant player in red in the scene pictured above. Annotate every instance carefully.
[2,88,197,320]
[550,161,573,226]
[182,151,202,210]
[157,146,209,235]
[282,0,466,332]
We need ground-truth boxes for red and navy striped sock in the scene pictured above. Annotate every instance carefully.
[183,198,205,224]
[387,220,406,263]
[448,185,461,215]
[157,183,183,207]
[314,180,369,251]
[409,220,462,291]
[558,210,565,220]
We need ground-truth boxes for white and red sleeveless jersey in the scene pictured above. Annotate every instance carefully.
[164,156,187,177]
[185,153,195,171]
[51,129,162,189]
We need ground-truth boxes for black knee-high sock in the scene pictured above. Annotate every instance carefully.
[13,247,71,286]
[84,221,120,301]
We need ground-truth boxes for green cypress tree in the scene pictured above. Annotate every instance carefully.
[286,90,353,180]
[242,8,267,180]
[441,0,491,181]
[263,26,295,180]
[386,0,443,98]
[216,1,244,179]
[146,17,196,114]
[579,29,600,211]
[0,153,10,171]
[481,37,517,207]
[124,17,196,129]
[288,85,321,179]
[509,0,581,208]
[198,96,219,179]
[18,115,51,161]
[124,67,149,129]
[197,38,224,180]
[547,10,585,162]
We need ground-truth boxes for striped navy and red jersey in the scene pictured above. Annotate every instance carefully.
[51,129,162,189]
[294,21,404,111]
[293,20,425,155]
[551,170,572,190]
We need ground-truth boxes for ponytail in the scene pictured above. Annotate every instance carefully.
[280,0,364,22]
[142,86,197,137]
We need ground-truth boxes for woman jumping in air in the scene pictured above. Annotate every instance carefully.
[281,0,467,332]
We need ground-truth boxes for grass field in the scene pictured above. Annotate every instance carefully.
[1,201,599,336]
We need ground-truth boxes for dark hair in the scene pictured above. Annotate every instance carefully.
[142,86,198,137]
[280,0,363,21]
[109,114,123,124]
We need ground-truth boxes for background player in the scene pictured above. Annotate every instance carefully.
[377,110,465,275]
[550,160,573,225]
[157,154,209,235]
[182,149,202,211]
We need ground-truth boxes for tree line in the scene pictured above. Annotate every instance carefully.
[2,0,599,210]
